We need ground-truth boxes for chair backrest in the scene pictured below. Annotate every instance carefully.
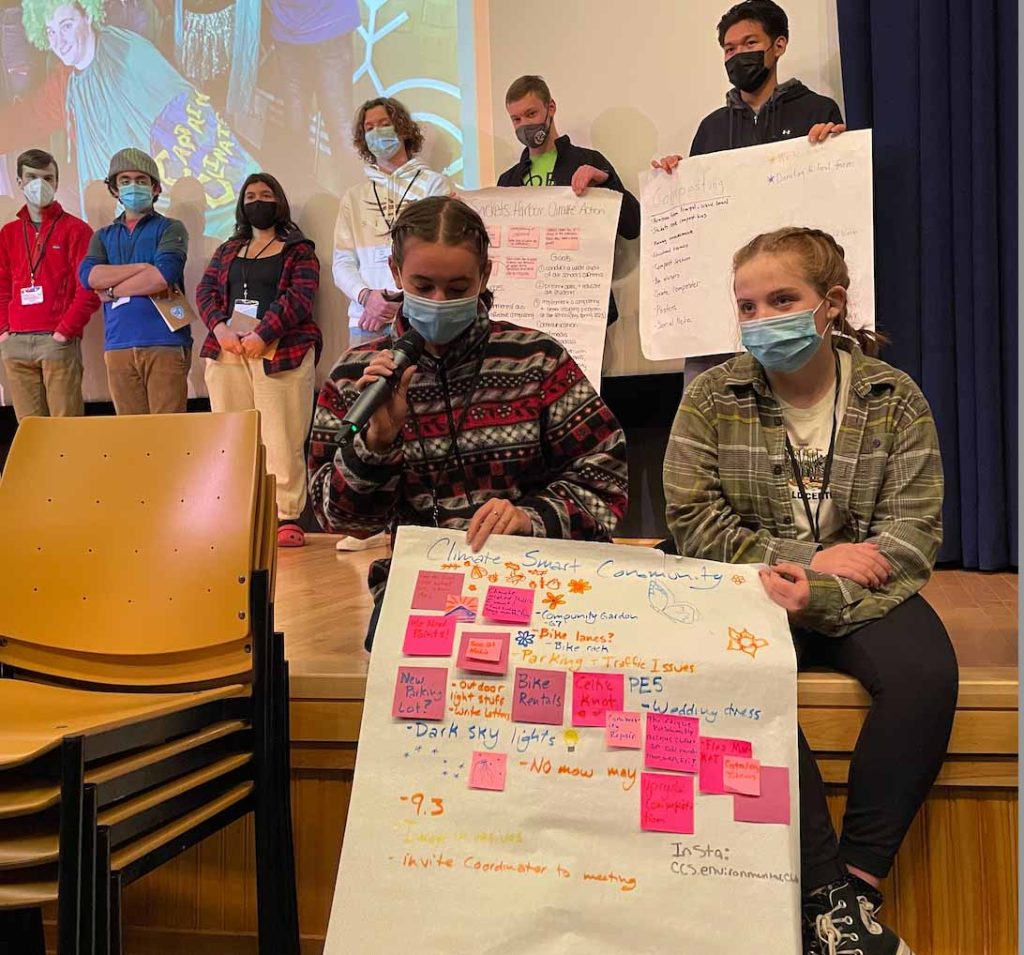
[0,412,263,688]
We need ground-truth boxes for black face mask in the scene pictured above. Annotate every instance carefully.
[244,200,278,231]
[726,49,772,93]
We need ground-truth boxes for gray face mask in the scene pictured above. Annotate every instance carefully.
[515,112,552,149]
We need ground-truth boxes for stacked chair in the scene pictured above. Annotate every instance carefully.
[0,410,298,954]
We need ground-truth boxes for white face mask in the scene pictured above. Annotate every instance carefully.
[22,178,55,208]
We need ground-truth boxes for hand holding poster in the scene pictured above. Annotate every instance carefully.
[459,187,623,387]
[326,527,801,954]
[639,130,875,360]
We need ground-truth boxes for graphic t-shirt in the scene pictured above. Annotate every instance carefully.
[523,149,557,186]
[776,349,852,543]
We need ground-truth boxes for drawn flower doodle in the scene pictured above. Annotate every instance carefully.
[727,627,769,659]
[567,579,592,595]
[542,592,566,611]
[647,580,701,625]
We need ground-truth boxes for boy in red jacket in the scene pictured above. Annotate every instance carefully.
[0,148,99,419]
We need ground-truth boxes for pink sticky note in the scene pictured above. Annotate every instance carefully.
[724,756,761,796]
[482,586,535,624]
[456,631,510,675]
[444,594,478,621]
[392,667,447,721]
[733,766,791,825]
[699,737,754,794]
[411,571,465,611]
[605,711,642,749]
[641,772,694,834]
[469,751,508,791]
[572,672,625,727]
[511,667,566,724]
[402,615,457,656]
[644,713,700,773]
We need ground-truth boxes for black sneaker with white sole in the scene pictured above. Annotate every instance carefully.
[802,878,915,955]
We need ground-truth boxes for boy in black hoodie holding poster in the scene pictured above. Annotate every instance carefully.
[656,0,844,163]
[651,0,845,376]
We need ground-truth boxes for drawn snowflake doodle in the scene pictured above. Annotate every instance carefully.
[727,627,769,659]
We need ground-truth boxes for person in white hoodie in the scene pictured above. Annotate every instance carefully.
[333,97,452,340]
[331,96,452,551]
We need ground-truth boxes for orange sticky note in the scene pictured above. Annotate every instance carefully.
[605,711,642,749]
[641,772,694,834]
[469,751,507,791]
[723,756,761,796]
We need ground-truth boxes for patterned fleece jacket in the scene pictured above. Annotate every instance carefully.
[308,310,629,601]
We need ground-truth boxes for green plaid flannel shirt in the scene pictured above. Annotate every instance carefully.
[664,344,944,636]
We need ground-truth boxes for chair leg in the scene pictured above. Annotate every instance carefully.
[275,656,300,953]
[0,908,46,955]
[80,786,97,955]
[94,827,112,955]
[58,736,85,955]
[109,874,123,955]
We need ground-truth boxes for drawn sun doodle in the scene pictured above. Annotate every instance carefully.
[647,580,701,625]
[542,592,566,611]
[567,579,592,595]
[727,627,769,659]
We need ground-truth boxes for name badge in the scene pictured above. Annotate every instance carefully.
[20,285,43,306]
[231,299,260,320]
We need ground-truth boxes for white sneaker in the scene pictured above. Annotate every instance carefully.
[335,532,388,552]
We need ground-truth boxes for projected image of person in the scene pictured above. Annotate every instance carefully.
[0,0,259,239]
[268,0,358,169]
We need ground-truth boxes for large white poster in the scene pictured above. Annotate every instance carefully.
[326,526,801,954]
[460,187,622,387]
[639,130,875,361]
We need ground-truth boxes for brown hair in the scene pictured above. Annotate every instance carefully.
[390,196,494,310]
[505,75,552,107]
[351,97,424,165]
[17,148,57,181]
[732,226,887,356]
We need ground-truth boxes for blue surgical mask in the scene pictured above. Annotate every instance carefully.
[739,301,828,373]
[402,290,480,345]
[118,183,153,213]
[366,126,402,162]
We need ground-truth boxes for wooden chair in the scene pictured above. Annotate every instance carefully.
[0,412,297,955]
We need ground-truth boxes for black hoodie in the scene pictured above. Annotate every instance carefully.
[689,79,843,157]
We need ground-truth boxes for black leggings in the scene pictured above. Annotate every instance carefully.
[796,595,959,891]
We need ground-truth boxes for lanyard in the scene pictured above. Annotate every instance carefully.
[783,351,842,544]
[238,237,278,299]
[21,213,63,285]
[372,170,421,230]
[408,342,486,528]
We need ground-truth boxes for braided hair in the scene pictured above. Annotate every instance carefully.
[732,226,887,356]
[389,196,495,310]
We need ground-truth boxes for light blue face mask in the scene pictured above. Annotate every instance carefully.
[739,301,829,373]
[402,290,480,345]
[366,125,402,162]
[118,183,153,213]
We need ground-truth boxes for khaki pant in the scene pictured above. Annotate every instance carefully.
[205,349,315,521]
[105,346,191,416]
[1,332,85,421]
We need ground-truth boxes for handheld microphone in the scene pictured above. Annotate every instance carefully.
[339,328,425,443]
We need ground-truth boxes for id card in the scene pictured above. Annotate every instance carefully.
[20,285,43,306]
[229,299,260,326]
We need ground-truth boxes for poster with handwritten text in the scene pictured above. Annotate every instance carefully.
[325,527,800,954]
[459,187,622,388]
[638,130,874,360]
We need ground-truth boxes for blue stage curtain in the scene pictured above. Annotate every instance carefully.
[838,0,1018,569]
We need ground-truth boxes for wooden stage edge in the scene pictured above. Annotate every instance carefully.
[100,535,1017,955]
